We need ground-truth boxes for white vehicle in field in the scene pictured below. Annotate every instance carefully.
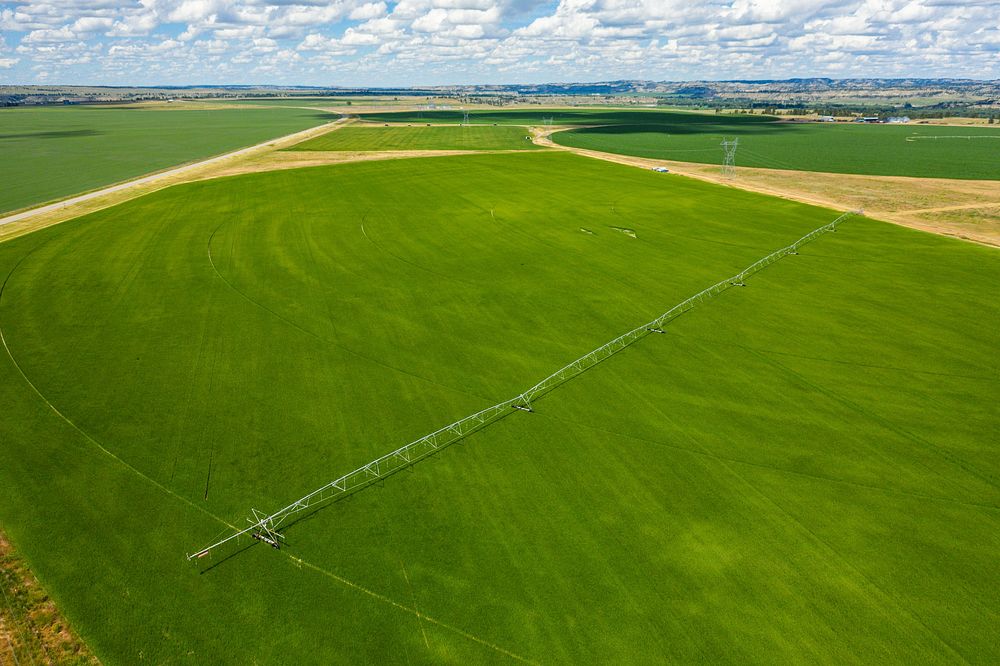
[651,166,669,173]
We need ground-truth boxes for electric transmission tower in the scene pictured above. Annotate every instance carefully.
[463,110,470,126]
[720,137,739,177]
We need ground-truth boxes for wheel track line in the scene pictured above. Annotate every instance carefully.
[688,334,994,502]
[372,477,431,654]
[741,345,1000,495]
[0,242,236,532]
[207,219,494,403]
[687,334,996,653]
[613,367,972,663]
[360,215,480,287]
[399,560,430,651]
[734,343,999,383]
[3,247,519,662]
[285,554,538,664]
[536,410,1000,512]
[2,239,536,663]
[484,203,649,314]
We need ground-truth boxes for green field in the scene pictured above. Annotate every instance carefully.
[359,108,772,128]
[553,123,1000,180]
[290,124,541,151]
[0,105,338,214]
[223,97,358,107]
[361,109,1000,179]
[1,151,998,664]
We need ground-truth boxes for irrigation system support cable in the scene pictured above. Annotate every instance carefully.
[187,210,860,562]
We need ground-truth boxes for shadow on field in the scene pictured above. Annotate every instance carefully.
[0,129,103,140]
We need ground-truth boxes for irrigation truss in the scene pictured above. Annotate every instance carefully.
[188,209,860,562]
[904,135,1000,142]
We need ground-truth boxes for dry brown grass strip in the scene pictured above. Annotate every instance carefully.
[0,531,99,665]
[534,127,1000,248]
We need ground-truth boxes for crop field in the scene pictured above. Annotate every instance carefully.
[223,98,360,107]
[0,151,998,664]
[359,107,772,128]
[361,109,1000,180]
[554,123,1000,180]
[290,124,541,151]
[0,105,337,214]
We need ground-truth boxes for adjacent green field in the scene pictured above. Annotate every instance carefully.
[0,105,338,214]
[0,151,997,664]
[223,97,358,107]
[361,108,1000,179]
[290,124,541,151]
[360,107,772,128]
[554,123,1000,180]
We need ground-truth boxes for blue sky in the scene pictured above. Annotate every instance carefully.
[1,1,998,86]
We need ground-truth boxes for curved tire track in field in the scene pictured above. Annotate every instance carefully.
[1,239,531,659]
[0,243,533,663]
[537,411,1000,512]
[740,344,1000,495]
[360,217,481,288]
[0,240,232,529]
[607,359,974,662]
[206,219,494,403]
[286,554,538,664]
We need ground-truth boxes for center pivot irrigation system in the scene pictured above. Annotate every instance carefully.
[904,134,1000,142]
[188,210,860,562]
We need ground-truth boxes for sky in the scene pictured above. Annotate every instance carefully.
[1,0,998,86]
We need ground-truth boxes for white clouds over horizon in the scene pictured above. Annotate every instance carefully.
[1,0,998,85]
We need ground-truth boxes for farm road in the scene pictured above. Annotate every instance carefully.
[532,126,1000,247]
[0,116,349,240]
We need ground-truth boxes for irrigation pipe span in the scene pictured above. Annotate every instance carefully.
[188,209,859,561]
[904,135,1000,142]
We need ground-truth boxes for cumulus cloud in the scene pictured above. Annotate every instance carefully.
[0,0,997,84]
[349,1,387,21]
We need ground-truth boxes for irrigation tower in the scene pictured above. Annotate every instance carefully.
[720,137,739,178]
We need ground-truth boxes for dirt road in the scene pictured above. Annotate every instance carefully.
[0,116,348,238]
[531,126,1000,247]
